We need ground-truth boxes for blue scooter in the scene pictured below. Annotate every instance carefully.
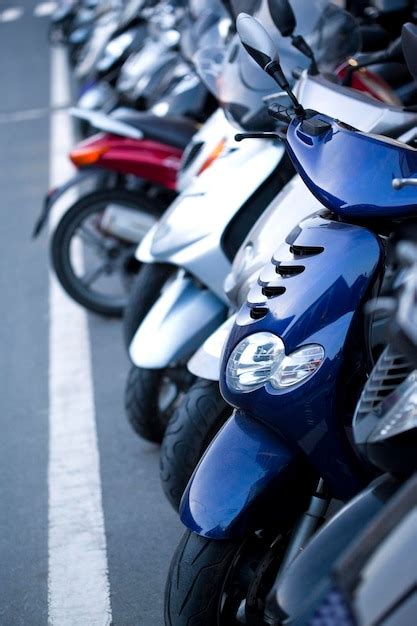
[267,235,417,625]
[164,17,417,626]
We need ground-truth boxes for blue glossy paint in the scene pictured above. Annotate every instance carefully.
[285,112,417,219]
[218,213,383,501]
[180,409,311,539]
[180,109,414,541]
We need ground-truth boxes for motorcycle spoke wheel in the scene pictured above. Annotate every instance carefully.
[51,190,158,316]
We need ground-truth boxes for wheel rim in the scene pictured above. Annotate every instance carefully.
[62,201,156,310]
[218,531,288,625]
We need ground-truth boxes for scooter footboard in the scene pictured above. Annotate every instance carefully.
[129,273,227,368]
[180,410,311,540]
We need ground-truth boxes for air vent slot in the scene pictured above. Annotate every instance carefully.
[250,307,268,320]
[355,346,414,421]
[290,244,324,257]
[262,285,286,298]
[275,264,305,277]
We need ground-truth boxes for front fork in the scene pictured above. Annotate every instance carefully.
[264,480,331,625]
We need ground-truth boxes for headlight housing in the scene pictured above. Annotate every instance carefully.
[226,332,325,393]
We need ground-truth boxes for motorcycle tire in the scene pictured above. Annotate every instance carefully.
[125,365,194,444]
[165,529,289,626]
[51,189,159,317]
[160,378,231,510]
[123,262,175,350]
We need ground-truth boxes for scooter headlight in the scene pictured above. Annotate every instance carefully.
[226,332,325,393]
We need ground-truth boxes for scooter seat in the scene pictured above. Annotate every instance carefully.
[111,108,198,149]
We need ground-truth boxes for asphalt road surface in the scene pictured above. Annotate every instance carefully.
[0,2,182,624]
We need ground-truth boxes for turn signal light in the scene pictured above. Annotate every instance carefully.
[70,144,110,167]
[198,138,226,175]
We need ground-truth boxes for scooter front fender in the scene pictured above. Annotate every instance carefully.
[187,314,237,380]
[134,224,159,263]
[180,410,310,540]
[129,273,226,368]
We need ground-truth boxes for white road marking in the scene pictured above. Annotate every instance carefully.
[34,2,57,17]
[48,46,112,625]
[0,7,24,22]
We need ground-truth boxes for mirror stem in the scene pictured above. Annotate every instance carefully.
[291,35,319,75]
[265,61,305,117]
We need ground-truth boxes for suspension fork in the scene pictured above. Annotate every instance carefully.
[279,479,330,574]
[264,480,331,624]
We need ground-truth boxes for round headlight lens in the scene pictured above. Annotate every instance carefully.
[226,332,284,393]
[226,333,325,393]
[270,345,325,388]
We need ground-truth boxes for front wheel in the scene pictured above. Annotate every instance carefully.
[160,378,231,510]
[124,365,194,444]
[165,529,288,626]
[51,189,159,317]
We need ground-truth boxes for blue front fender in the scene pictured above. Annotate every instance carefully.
[180,410,310,539]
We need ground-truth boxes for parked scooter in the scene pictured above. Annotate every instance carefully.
[32,106,197,316]
[163,17,417,624]
[266,229,417,625]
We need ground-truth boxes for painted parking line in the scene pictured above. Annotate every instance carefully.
[35,2,57,17]
[0,8,24,22]
[48,45,112,625]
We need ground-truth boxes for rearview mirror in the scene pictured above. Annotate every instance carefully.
[402,23,417,82]
[236,12,280,69]
[267,0,296,37]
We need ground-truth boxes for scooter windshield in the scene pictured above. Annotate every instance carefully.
[194,0,361,130]
[182,2,231,64]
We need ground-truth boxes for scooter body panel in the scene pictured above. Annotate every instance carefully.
[187,313,237,380]
[70,132,182,190]
[180,409,310,539]
[129,273,226,369]
[220,213,383,501]
[175,108,231,193]
[150,70,208,124]
[76,80,119,113]
[286,112,417,220]
[136,136,285,300]
[188,177,323,378]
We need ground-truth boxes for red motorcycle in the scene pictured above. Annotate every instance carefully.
[34,108,198,316]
